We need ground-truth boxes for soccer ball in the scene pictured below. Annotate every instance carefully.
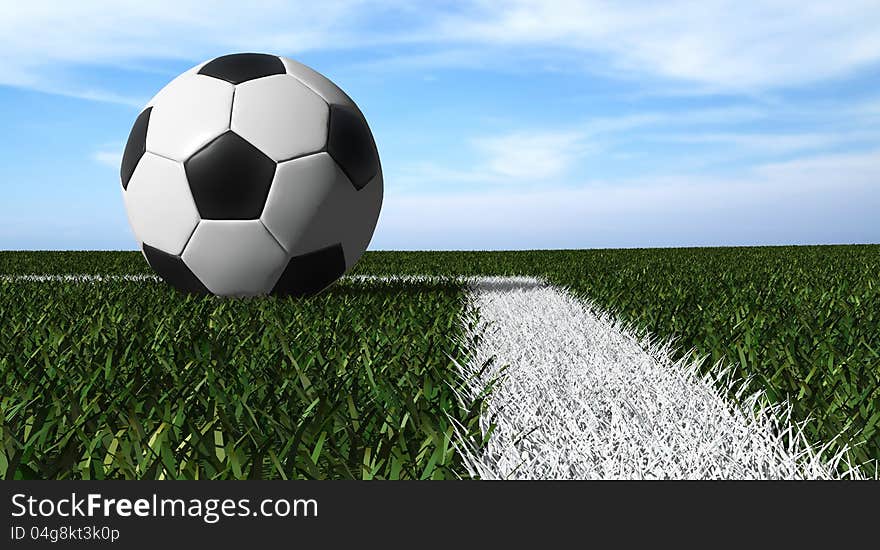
[120,53,382,297]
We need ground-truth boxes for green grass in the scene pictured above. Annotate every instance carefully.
[556,246,880,468]
[0,275,484,479]
[0,251,152,275]
[356,246,880,466]
[2,245,879,473]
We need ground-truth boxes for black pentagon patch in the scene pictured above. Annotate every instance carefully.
[198,53,285,85]
[184,131,276,220]
[121,107,151,190]
[143,243,210,295]
[327,105,379,190]
[271,244,346,298]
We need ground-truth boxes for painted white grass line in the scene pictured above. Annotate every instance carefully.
[3,274,419,283]
[452,276,864,480]
[1,274,161,282]
[349,274,544,286]
[4,271,860,478]
[2,273,545,286]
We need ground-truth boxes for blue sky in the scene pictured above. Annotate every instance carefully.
[1,0,879,250]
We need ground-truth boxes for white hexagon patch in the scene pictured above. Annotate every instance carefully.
[145,74,234,161]
[261,152,340,253]
[262,153,382,269]
[280,57,357,109]
[123,152,199,256]
[231,74,328,162]
[182,220,288,296]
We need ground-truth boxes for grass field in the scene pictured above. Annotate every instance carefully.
[2,245,879,477]
[0,273,484,479]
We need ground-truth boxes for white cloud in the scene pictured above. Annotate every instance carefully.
[29,84,145,107]
[92,150,121,168]
[858,98,880,117]
[0,0,378,102]
[0,1,365,63]
[3,1,879,105]
[388,102,875,192]
[426,0,880,90]
[473,131,590,180]
[647,130,880,155]
[373,148,880,250]
[754,149,880,185]
[389,105,780,189]
[390,129,592,188]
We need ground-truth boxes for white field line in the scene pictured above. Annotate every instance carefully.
[3,272,864,478]
[453,276,865,480]
[1,274,161,282]
[0,274,474,283]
